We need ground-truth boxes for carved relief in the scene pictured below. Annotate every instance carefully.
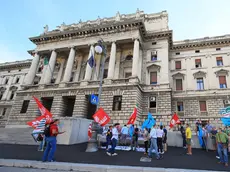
[113,89,124,95]
[215,69,229,76]
[193,71,206,78]
[172,72,185,80]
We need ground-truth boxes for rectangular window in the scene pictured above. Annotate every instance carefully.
[1,108,7,116]
[5,78,9,85]
[216,57,223,66]
[175,52,180,55]
[151,51,157,61]
[103,69,108,79]
[199,101,207,112]
[197,78,204,90]
[216,48,221,51]
[112,96,122,111]
[10,92,15,100]
[149,96,156,109]
[125,72,132,78]
[219,76,227,88]
[150,72,157,85]
[0,93,3,100]
[195,50,200,53]
[20,100,30,113]
[177,102,184,112]
[195,59,202,68]
[176,79,183,91]
[175,61,181,70]
[15,77,20,84]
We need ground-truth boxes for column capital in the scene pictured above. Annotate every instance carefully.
[49,49,56,52]
[87,43,94,47]
[132,37,139,42]
[68,46,76,49]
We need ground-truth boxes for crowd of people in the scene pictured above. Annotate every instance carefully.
[103,121,230,167]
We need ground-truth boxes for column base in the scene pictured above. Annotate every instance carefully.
[59,82,66,88]
[80,80,89,86]
[104,79,112,85]
[129,76,140,83]
[38,84,45,89]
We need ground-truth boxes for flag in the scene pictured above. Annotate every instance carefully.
[221,117,230,126]
[142,112,155,129]
[92,108,110,126]
[32,96,53,124]
[129,124,134,137]
[88,53,95,68]
[44,57,49,65]
[169,113,180,128]
[88,123,92,140]
[27,116,46,129]
[127,107,137,125]
[198,125,204,147]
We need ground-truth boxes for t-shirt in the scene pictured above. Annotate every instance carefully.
[111,127,119,140]
[106,129,112,139]
[134,127,139,138]
[156,129,164,138]
[210,130,217,139]
[150,128,157,139]
[216,132,228,144]
[186,127,192,139]
[180,126,185,136]
[50,124,59,137]
[121,126,129,135]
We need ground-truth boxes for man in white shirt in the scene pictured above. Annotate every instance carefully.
[148,125,161,159]
[121,125,129,145]
[107,123,120,156]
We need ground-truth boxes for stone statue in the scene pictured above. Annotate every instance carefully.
[78,19,82,28]
[115,11,121,21]
[43,25,49,34]
[60,22,66,31]
[136,8,141,18]
[96,16,101,25]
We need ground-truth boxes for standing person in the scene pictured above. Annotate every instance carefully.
[202,127,208,151]
[210,126,219,159]
[216,127,228,167]
[185,124,192,155]
[162,126,168,152]
[107,123,120,156]
[42,119,65,162]
[131,124,139,151]
[121,125,129,145]
[180,125,186,148]
[156,125,164,154]
[143,128,149,155]
[148,125,161,160]
[105,126,113,150]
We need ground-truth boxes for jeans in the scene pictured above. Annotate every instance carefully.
[38,136,46,151]
[106,137,111,149]
[42,136,57,162]
[217,143,228,163]
[157,137,163,153]
[148,138,160,158]
[144,140,148,153]
[182,135,186,147]
[108,138,117,154]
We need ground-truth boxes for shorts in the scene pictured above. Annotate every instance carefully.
[186,138,191,145]
[211,138,216,145]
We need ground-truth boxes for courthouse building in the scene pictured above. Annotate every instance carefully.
[4,9,230,129]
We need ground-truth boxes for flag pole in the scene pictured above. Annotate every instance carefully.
[86,39,107,152]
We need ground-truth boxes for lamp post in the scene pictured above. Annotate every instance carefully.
[85,40,107,152]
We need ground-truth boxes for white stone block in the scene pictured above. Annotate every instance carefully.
[13,160,32,168]
[0,159,14,167]
[48,162,72,171]
[143,167,166,172]
[71,163,106,172]
[107,165,143,172]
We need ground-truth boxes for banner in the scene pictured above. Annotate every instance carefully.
[127,107,137,125]
[93,108,110,126]
[169,113,180,128]
[221,117,230,126]
[88,123,92,140]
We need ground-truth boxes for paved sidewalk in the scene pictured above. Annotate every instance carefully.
[0,143,229,171]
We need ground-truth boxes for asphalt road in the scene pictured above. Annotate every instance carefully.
[0,167,82,172]
[0,143,229,171]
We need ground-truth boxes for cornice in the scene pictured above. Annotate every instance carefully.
[0,60,32,70]
[172,35,230,51]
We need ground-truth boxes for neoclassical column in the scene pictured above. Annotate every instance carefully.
[84,45,94,80]
[62,47,76,82]
[74,55,83,81]
[43,50,57,84]
[114,51,121,79]
[24,52,40,85]
[55,59,65,84]
[93,54,101,80]
[107,42,116,79]
[132,39,140,77]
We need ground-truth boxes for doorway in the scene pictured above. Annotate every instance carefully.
[86,95,97,119]
[41,97,53,112]
[62,96,76,117]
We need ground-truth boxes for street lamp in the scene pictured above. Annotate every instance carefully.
[85,40,107,152]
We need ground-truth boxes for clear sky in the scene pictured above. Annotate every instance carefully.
[0,0,230,63]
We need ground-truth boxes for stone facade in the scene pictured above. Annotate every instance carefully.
[0,60,31,127]
[3,9,230,129]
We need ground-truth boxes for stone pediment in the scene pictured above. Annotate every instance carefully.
[0,87,6,92]
[215,69,229,76]
[172,72,185,79]
[9,86,18,91]
[193,71,206,78]
[147,63,161,70]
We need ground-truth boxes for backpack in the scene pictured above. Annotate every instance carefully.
[44,125,51,137]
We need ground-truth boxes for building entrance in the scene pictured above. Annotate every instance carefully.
[41,97,53,112]
[62,96,76,117]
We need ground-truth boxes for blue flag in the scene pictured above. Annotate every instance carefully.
[198,125,204,147]
[88,53,95,68]
[90,94,98,105]
[129,125,134,137]
[142,112,155,129]
[221,117,230,126]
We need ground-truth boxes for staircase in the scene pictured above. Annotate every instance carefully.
[0,127,37,145]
